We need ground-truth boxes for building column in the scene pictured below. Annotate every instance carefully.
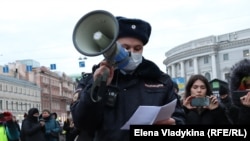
[180,61,185,77]
[167,66,171,75]
[193,57,198,74]
[211,54,217,79]
[171,64,176,78]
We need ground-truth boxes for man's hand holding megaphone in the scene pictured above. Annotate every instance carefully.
[90,60,115,102]
[93,60,114,86]
[72,10,129,103]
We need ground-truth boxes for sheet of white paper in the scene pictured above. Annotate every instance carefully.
[154,99,177,122]
[121,99,177,130]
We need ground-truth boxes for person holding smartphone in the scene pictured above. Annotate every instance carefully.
[229,58,250,124]
[182,74,232,124]
[21,108,46,141]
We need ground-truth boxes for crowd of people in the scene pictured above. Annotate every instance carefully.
[0,109,78,141]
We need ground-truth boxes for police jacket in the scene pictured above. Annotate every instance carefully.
[70,58,186,141]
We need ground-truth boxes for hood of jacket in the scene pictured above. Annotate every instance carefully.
[229,59,250,92]
[27,108,39,122]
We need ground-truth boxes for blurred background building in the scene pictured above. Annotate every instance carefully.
[0,59,76,122]
[164,28,250,94]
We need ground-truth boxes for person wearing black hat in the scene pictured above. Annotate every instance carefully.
[229,58,250,124]
[70,13,186,141]
[218,83,238,124]
[21,108,46,141]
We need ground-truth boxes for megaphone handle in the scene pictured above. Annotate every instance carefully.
[90,68,109,102]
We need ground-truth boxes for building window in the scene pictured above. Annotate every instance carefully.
[11,101,13,110]
[0,100,2,110]
[243,49,249,57]
[3,84,6,91]
[15,102,18,110]
[223,53,229,61]
[10,85,13,92]
[204,56,209,64]
[6,84,9,92]
[18,87,22,93]
[205,72,211,81]
[6,101,8,110]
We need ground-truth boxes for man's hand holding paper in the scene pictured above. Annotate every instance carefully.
[121,99,177,129]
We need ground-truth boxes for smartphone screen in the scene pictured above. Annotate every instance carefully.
[191,97,209,107]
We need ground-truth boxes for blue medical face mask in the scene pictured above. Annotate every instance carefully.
[122,52,142,72]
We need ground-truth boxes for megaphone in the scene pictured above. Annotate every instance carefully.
[73,10,130,103]
[72,10,129,69]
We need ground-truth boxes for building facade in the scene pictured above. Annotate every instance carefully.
[0,60,75,122]
[0,74,41,121]
[163,28,250,92]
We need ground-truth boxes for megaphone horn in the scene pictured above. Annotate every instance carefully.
[72,10,129,69]
[73,10,132,102]
[73,10,118,56]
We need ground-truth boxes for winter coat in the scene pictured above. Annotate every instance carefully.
[229,58,250,124]
[184,104,232,124]
[42,116,61,141]
[0,123,8,141]
[21,108,46,141]
[5,120,21,141]
[63,119,79,141]
[71,58,186,141]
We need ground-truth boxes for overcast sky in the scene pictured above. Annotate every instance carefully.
[1,0,250,75]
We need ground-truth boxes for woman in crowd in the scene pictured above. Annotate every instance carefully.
[40,109,61,141]
[182,74,232,124]
[63,116,79,141]
[229,58,250,124]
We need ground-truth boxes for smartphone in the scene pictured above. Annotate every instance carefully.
[39,118,45,122]
[191,97,209,107]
